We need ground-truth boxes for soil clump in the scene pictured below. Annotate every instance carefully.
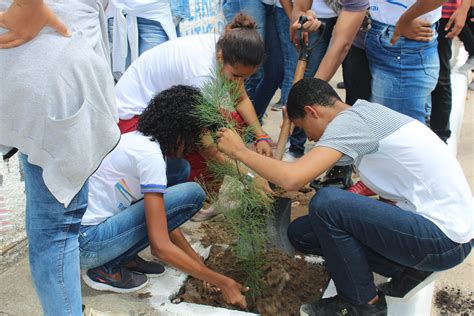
[434,286,474,315]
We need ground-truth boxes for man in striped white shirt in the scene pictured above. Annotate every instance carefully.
[216,78,473,316]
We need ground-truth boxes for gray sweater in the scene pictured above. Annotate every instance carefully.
[0,0,120,207]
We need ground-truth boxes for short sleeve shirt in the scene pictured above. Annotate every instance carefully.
[314,100,473,244]
[82,131,167,225]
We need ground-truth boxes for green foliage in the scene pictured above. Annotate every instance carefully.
[192,64,241,131]
[194,65,274,299]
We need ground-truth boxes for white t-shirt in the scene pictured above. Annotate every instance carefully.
[311,0,338,18]
[275,0,337,18]
[369,0,441,25]
[316,100,473,244]
[115,33,218,120]
[82,131,167,226]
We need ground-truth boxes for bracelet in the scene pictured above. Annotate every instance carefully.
[254,137,270,145]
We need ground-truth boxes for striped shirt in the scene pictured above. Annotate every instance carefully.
[442,0,460,19]
[315,100,473,243]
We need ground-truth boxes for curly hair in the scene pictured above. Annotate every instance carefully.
[137,85,203,157]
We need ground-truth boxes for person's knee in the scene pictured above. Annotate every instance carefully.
[172,159,190,184]
[287,216,322,254]
[183,182,205,208]
[287,216,310,247]
[309,188,338,215]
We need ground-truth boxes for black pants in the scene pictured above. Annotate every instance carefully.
[342,45,372,105]
[430,18,453,142]
[458,10,474,57]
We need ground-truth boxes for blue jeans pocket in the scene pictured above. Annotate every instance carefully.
[420,48,440,81]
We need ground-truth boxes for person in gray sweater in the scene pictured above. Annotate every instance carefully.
[0,1,120,315]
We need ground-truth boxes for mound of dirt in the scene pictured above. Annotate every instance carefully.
[178,246,329,315]
[434,286,474,315]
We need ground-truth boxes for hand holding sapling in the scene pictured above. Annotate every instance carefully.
[216,128,248,160]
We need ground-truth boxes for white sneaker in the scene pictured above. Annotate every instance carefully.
[459,56,474,72]
[191,205,220,222]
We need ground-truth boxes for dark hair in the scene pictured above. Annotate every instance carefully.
[137,85,203,156]
[287,78,342,120]
[216,13,265,67]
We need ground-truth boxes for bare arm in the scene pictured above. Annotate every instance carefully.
[445,0,471,38]
[280,0,294,18]
[145,193,248,308]
[234,82,272,157]
[199,133,273,193]
[314,9,366,81]
[0,0,70,48]
[216,128,342,191]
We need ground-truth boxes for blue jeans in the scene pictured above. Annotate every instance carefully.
[366,20,440,123]
[289,17,337,157]
[79,158,200,273]
[79,182,204,272]
[21,154,87,316]
[170,0,190,37]
[166,157,191,187]
[288,187,473,305]
[107,17,169,75]
[222,0,265,103]
[253,4,283,119]
[275,7,298,106]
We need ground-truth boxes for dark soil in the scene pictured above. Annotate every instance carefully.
[179,184,326,315]
[434,286,474,315]
[199,218,236,247]
[178,246,328,315]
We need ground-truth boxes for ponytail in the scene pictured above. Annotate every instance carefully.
[217,13,265,67]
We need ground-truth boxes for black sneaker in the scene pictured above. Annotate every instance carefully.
[124,255,166,278]
[82,266,149,293]
[300,292,387,316]
[378,268,440,301]
[310,165,353,191]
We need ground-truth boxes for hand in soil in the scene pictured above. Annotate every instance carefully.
[204,281,221,294]
[220,279,249,309]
